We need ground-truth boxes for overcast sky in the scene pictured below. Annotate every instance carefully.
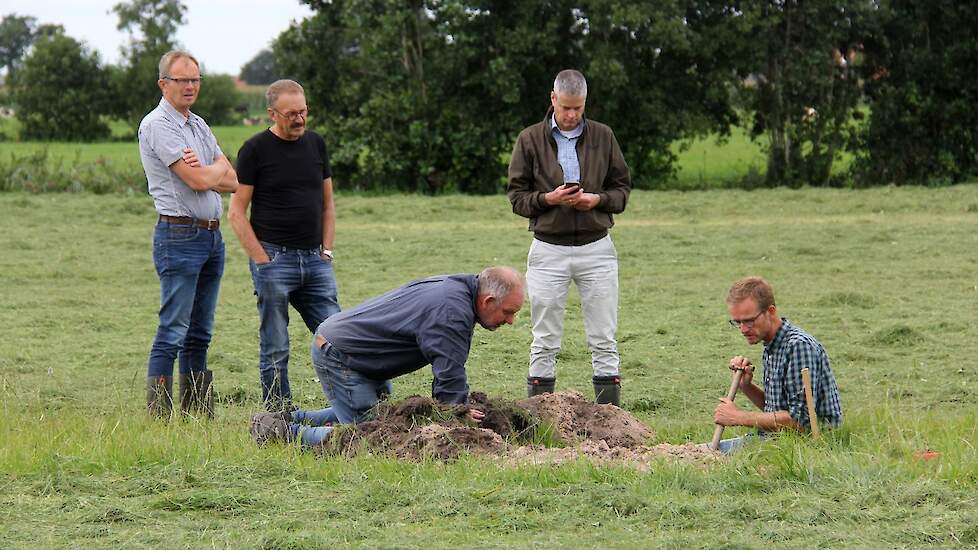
[4,0,314,76]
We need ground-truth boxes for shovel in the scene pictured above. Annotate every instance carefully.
[710,369,745,450]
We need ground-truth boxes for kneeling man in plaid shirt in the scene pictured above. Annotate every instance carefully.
[712,276,843,453]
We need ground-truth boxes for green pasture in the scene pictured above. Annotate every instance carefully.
[2,186,977,547]
[0,117,766,188]
[0,122,259,167]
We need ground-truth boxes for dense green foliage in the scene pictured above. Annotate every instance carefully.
[2,188,977,546]
[270,0,978,191]
[238,48,280,85]
[852,0,978,185]
[275,0,739,192]
[9,32,111,141]
[734,0,879,187]
[3,2,978,185]
[0,2,240,142]
[190,73,241,126]
[0,13,36,78]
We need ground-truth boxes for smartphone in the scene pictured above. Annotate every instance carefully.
[564,182,581,193]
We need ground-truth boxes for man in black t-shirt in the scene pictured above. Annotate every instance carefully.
[228,79,341,412]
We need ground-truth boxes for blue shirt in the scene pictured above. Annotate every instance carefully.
[762,318,843,429]
[316,274,479,404]
[138,97,224,219]
[550,114,583,183]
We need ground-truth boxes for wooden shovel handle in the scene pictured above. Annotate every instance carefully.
[710,369,744,450]
[801,367,821,439]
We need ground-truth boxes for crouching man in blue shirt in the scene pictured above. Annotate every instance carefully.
[250,266,525,447]
[711,276,843,453]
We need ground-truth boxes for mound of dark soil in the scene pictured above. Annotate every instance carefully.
[319,390,708,465]
[517,390,654,448]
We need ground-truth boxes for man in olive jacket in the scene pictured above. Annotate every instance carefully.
[506,69,631,406]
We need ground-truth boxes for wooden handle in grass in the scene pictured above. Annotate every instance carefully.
[801,367,821,439]
[710,370,744,450]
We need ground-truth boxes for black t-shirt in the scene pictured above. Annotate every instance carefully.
[236,129,332,249]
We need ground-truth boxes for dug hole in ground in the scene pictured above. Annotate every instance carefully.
[318,390,721,467]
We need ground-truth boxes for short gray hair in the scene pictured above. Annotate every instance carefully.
[478,266,524,299]
[158,50,199,79]
[553,69,587,97]
[266,79,305,108]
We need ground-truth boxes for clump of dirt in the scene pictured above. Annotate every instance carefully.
[323,394,506,461]
[516,390,654,448]
[318,390,716,465]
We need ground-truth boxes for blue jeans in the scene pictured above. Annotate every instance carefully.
[147,222,225,377]
[249,241,341,406]
[289,338,392,446]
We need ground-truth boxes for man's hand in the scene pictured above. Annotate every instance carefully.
[182,147,201,167]
[572,192,600,211]
[714,398,745,427]
[544,184,584,207]
[729,355,754,390]
[467,408,485,423]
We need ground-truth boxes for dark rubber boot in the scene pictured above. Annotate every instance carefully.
[261,369,292,413]
[181,370,215,418]
[197,370,214,418]
[593,375,621,407]
[527,376,556,397]
[178,373,192,415]
[147,375,173,418]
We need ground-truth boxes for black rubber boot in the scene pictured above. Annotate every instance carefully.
[593,375,621,407]
[181,370,214,418]
[197,370,214,418]
[147,375,173,418]
[261,370,292,413]
[178,373,192,415]
[527,376,556,397]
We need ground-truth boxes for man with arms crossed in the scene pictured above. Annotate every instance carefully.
[507,69,631,406]
[229,80,340,412]
[140,51,239,418]
[249,267,524,447]
[713,276,843,453]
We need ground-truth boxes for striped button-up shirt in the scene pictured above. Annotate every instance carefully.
[762,318,843,429]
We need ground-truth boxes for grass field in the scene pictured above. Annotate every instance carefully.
[2,186,977,547]
[0,118,768,188]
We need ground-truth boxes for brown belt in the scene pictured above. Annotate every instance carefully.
[159,215,220,230]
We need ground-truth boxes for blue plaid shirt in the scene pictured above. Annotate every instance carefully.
[762,318,843,430]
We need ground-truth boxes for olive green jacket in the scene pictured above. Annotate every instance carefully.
[506,109,631,246]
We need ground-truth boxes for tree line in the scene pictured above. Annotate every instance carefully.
[2,0,977,191]
[0,1,240,142]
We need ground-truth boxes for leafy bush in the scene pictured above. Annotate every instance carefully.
[9,32,111,141]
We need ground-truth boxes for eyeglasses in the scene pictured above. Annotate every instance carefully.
[271,108,309,121]
[728,310,765,329]
[163,76,202,86]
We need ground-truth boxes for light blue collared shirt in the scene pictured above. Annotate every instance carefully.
[550,114,584,183]
[138,97,224,220]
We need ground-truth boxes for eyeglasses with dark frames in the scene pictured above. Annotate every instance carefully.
[163,76,202,86]
[728,310,765,329]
